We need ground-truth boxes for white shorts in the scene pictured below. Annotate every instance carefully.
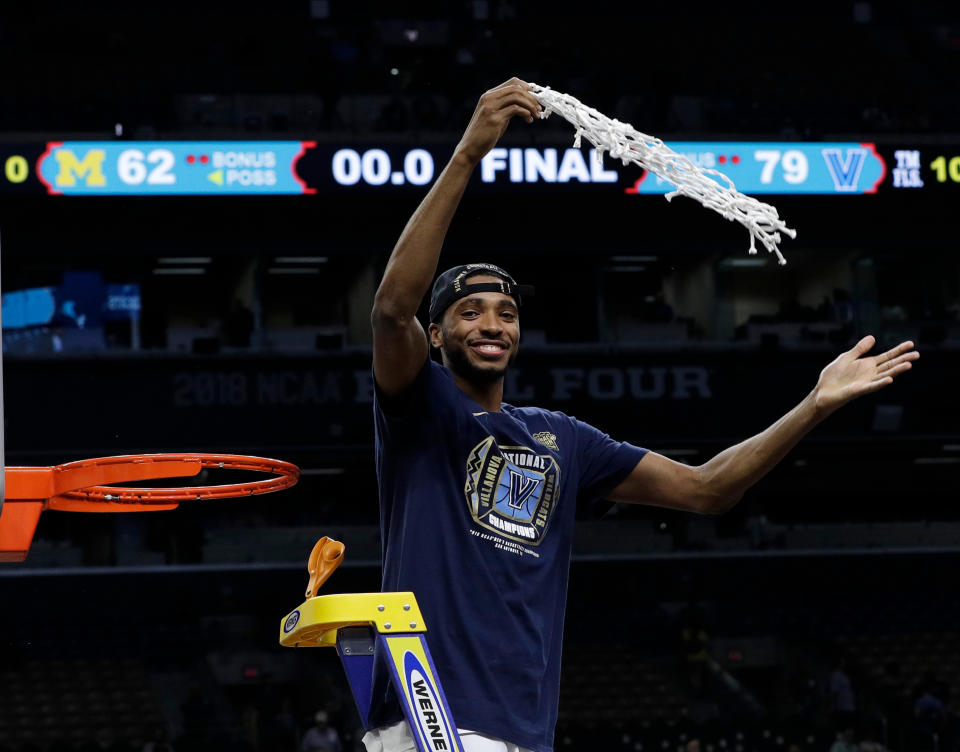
[361,720,535,752]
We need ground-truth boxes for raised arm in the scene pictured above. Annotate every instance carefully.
[371,78,541,394]
[610,336,919,513]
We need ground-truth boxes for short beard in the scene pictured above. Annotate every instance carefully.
[442,335,516,385]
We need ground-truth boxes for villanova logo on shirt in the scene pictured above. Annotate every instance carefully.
[464,437,560,545]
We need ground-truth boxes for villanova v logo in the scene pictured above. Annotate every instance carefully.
[506,469,541,511]
[822,147,867,192]
[463,438,560,545]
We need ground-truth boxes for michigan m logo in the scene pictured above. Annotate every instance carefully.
[55,149,107,187]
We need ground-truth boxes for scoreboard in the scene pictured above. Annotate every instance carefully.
[0,140,954,196]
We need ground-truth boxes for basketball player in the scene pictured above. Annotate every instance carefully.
[364,78,918,752]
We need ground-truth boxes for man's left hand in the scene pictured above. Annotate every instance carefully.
[813,335,919,414]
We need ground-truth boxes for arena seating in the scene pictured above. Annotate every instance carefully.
[0,660,164,749]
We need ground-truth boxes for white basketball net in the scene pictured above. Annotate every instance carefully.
[529,84,796,265]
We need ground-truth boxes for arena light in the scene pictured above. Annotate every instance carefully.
[152,268,206,275]
[158,257,212,264]
[274,256,328,263]
[267,267,321,275]
[721,258,769,268]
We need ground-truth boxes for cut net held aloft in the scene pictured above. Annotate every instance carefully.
[529,84,796,265]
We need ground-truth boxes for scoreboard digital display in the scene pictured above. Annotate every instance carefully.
[0,140,954,196]
[39,141,314,195]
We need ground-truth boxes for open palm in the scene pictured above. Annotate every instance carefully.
[815,335,919,412]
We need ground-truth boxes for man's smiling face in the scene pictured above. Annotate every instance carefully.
[429,274,520,385]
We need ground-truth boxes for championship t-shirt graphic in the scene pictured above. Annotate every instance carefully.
[464,436,560,545]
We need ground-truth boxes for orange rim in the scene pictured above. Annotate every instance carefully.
[55,453,300,503]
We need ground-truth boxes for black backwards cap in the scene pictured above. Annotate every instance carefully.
[429,263,535,323]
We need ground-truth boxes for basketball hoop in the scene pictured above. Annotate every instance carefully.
[0,453,300,562]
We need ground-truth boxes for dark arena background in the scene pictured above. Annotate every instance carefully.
[1,2,959,752]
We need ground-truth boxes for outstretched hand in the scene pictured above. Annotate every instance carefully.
[454,77,541,166]
[814,335,919,413]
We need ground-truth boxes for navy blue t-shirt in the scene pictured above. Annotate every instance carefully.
[372,358,647,752]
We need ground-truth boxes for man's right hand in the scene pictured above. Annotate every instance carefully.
[453,78,542,166]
